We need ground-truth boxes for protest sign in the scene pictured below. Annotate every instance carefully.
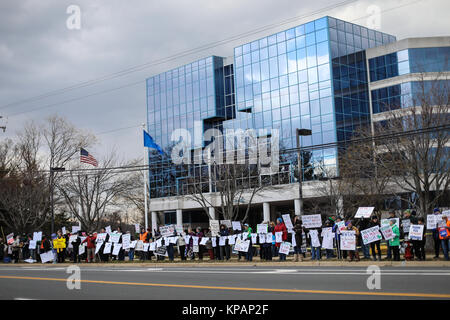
[234,238,242,251]
[156,238,162,247]
[409,225,424,240]
[69,235,78,243]
[96,233,107,243]
[6,233,14,245]
[361,226,383,245]
[266,233,273,244]
[129,240,137,249]
[40,251,54,263]
[183,235,191,244]
[143,243,149,252]
[62,227,66,235]
[169,236,177,244]
[278,242,291,255]
[321,227,332,237]
[155,246,167,256]
[275,232,283,243]
[309,230,321,248]
[219,236,226,246]
[282,214,294,230]
[291,232,297,247]
[33,231,42,242]
[122,234,131,250]
[95,242,103,254]
[79,244,85,255]
[192,236,199,246]
[381,218,399,228]
[225,235,234,245]
[427,215,445,229]
[193,245,199,253]
[354,207,375,218]
[250,233,257,243]
[175,225,184,235]
[149,242,156,251]
[103,242,112,254]
[232,221,242,231]
[29,240,37,250]
[322,232,334,250]
[105,226,111,234]
[221,220,232,228]
[72,226,81,234]
[257,224,268,234]
[109,232,121,243]
[212,237,217,247]
[135,240,144,251]
[112,243,122,255]
[160,225,176,237]
[340,231,356,250]
[402,219,411,233]
[239,240,250,252]
[302,214,322,228]
[209,220,220,236]
[336,221,346,233]
[380,225,395,240]
[133,224,140,234]
[200,237,209,245]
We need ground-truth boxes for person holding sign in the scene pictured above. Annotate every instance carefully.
[345,221,360,262]
[431,208,442,260]
[82,233,97,263]
[367,216,382,261]
[274,218,288,261]
[70,231,81,263]
[293,216,304,262]
[439,215,450,261]
[412,217,426,261]
[243,224,253,262]
[389,219,401,261]
[219,224,230,261]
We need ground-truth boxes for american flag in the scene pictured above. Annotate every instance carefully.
[80,148,98,167]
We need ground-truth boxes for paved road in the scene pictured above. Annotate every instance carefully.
[0,265,449,300]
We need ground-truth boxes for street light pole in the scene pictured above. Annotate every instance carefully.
[50,167,65,234]
[296,129,312,216]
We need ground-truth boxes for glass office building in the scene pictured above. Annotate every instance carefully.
[146,16,449,201]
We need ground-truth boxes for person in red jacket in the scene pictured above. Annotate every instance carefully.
[82,233,97,263]
[273,218,288,261]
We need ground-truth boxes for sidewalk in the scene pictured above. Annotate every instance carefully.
[3,258,450,268]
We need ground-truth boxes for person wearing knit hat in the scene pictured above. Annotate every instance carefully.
[432,208,442,260]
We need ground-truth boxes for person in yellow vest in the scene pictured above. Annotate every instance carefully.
[439,216,450,261]
[53,230,67,263]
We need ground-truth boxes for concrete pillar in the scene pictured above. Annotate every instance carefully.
[176,209,183,228]
[263,202,270,222]
[151,211,157,234]
[208,207,216,220]
[294,199,301,216]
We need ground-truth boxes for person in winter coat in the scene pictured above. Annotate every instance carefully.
[195,227,204,261]
[274,218,288,261]
[178,231,187,261]
[219,224,230,261]
[82,233,97,263]
[293,216,304,262]
[412,217,426,261]
[389,219,401,261]
[53,230,67,263]
[71,232,81,263]
[368,215,382,261]
[11,236,21,263]
[204,229,214,260]
[345,221,360,262]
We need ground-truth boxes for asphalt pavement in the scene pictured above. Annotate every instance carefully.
[0,264,449,300]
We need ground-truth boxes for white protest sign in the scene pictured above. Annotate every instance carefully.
[228,235,236,245]
[156,238,162,247]
[160,225,176,237]
[402,219,411,233]
[33,231,42,242]
[239,240,250,252]
[105,226,111,234]
[103,242,112,254]
[95,242,102,254]
[193,245,199,253]
[380,225,395,240]
[232,221,242,231]
[279,242,291,255]
[72,226,81,234]
[291,232,297,247]
[130,240,137,249]
[282,214,294,230]
[354,207,375,218]
[79,244,85,255]
[122,234,131,250]
[336,221,346,233]
[112,243,122,255]
[212,237,217,247]
[234,238,242,251]
[302,214,322,228]
[219,236,226,246]
[135,240,144,251]
[257,224,268,234]
[321,227,332,237]
[175,225,184,235]
[169,236,177,244]
[275,232,283,243]
[134,224,140,234]
[40,251,54,263]
[143,243,150,252]
[251,233,258,243]
[6,233,14,245]
[409,225,424,241]
[309,230,321,248]
[192,236,199,246]
[183,235,191,244]
[200,237,209,245]
[149,242,156,251]
[210,220,220,236]
[427,215,444,229]
[62,227,66,235]
[69,235,78,243]
[361,226,383,245]
[322,232,334,250]
[381,218,399,228]
[340,231,356,250]
[221,220,232,228]
[29,240,37,250]
[96,233,107,243]
[266,233,273,244]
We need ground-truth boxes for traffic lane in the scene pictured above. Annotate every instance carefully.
[0,267,449,299]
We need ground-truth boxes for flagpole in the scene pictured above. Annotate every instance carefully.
[143,124,149,230]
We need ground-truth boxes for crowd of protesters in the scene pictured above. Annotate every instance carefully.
[1,208,449,264]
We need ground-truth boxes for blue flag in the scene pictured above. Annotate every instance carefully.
[143,130,164,155]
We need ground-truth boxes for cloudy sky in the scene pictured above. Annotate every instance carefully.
[0,0,449,163]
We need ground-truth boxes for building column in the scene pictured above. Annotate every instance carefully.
[176,209,183,228]
[151,211,157,234]
[208,207,216,220]
[263,202,270,222]
[294,199,302,216]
